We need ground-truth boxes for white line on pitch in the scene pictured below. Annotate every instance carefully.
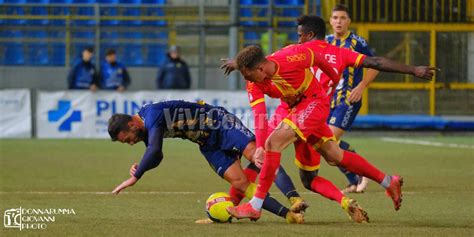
[381,137,474,149]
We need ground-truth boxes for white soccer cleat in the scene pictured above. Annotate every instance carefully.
[356,177,369,193]
[341,184,357,194]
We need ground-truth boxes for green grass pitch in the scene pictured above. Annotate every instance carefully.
[1,136,473,236]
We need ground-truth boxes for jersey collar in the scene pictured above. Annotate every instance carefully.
[338,31,351,42]
[268,58,280,77]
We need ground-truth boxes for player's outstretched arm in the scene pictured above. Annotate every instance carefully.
[111,128,164,195]
[362,56,440,81]
[112,176,138,195]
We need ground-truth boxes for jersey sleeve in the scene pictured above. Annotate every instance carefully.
[133,126,164,179]
[339,47,367,69]
[247,82,268,148]
[357,37,375,57]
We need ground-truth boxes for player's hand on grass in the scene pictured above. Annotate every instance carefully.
[348,84,364,103]
[413,66,440,81]
[253,147,265,168]
[220,58,237,75]
[129,163,138,177]
[112,176,138,195]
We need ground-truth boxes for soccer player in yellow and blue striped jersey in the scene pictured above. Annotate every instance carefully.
[326,4,380,193]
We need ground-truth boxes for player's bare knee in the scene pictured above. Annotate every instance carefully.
[319,142,343,166]
[327,160,339,166]
[242,142,256,161]
[318,149,337,166]
[322,154,340,166]
[231,177,249,193]
[264,136,281,152]
[265,129,297,152]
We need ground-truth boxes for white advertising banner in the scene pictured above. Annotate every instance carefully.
[0,89,32,138]
[36,90,280,138]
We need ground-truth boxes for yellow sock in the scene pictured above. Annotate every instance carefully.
[244,183,257,200]
[340,197,350,210]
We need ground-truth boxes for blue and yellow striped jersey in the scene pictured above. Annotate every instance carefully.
[326,31,374,105]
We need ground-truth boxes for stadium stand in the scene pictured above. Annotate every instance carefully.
[0,0,472,123]
[28,0,50,25]
[98,0,119,26]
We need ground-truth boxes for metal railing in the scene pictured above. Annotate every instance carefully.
[353,23,474,115]
[321,0,474,23]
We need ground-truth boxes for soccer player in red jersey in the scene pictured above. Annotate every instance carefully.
[294,14,440,196]
[244,76,370,223]
[224,38,437,221]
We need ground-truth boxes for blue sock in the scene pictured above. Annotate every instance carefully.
[338,140,360,185]
[262,194,289,218]
[338,166,360,185]
[340,140,356,153]
[274,166,299,198]
[381,175,392,189]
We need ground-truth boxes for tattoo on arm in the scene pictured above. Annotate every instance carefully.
[362,56,414,75]
[362,57,383,69]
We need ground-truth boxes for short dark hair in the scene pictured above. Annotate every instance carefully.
[236,45,266,70]
[83,46,94,53]
[297,15,326,40]
[105,48,116,56]
[108,114,132,141]
[332,4,351,18]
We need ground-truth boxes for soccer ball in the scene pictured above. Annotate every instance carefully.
[205,192,234,223]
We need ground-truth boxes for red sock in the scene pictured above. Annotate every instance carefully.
[228,186,245,205]
[310,176,343,203]
[244,167,258,183]
[339,150,385,184]
[255,151,281,199]
[228,167,258,205]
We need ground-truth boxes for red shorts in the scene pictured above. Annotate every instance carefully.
[283,96,335,148]
[294,140,321,171]
[268,98,333,171]
[268,103,289,132]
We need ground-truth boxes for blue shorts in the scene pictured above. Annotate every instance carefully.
[200,113,255,177]
[327,101,362,131]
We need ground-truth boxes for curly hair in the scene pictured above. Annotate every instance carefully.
[236,45,266,71]
[297,15,326,40]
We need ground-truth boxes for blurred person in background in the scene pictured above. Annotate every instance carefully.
[156,45,191,89]
[67,46,99,91]
[100,49,131,92]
